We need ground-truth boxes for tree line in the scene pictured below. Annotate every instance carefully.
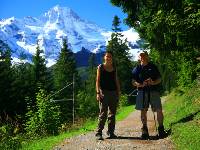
[0,16,133,145]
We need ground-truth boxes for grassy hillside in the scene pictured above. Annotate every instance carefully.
[163,83,200,150]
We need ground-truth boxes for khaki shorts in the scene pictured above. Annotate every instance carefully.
[135,90,162,110]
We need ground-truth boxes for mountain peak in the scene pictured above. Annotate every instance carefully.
[45,5,80,20]
[0,5,140,67]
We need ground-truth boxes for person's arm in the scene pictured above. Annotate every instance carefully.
[132,80,145,88]
[96,66,101,94]
[147,64,161,85]
[115,71,121,97]
[148,77,161,85]
[131,66,145,88]
[96,65,103,101]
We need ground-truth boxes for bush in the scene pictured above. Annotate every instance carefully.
[0,125,21,150]
[25,89,61,136]
[119,94,131,107]
[77,91,98,118]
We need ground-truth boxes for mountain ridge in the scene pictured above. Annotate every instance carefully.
[0,5,140,67]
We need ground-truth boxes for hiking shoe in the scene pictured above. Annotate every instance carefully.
[141,126,149,140]
[95,133,103,140]
[106,131,118,139]
[158,126,167,139]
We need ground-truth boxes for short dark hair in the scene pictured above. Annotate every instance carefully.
[139,51,148,57]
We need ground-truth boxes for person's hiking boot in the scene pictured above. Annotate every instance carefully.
[158,126,167,139]
[106,131,118,139]
[141,126,149,140]
[95,132,103,140]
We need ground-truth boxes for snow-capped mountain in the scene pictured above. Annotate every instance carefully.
[0,5,140,67]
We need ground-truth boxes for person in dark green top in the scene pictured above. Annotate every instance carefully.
[95,51,121,140]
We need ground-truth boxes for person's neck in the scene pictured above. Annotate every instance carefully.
[104,62,112,67]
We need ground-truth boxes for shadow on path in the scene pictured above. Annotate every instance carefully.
[110,135,159,140]
[167,110,200,136]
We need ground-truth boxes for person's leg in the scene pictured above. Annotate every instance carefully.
[107,91,117,138]
[141,109,149,139]
[157,108,164,126]
[150,91,167,138]
[156,108,167,138]
[141,109,147,126]
[96,96,108,140]
[136,90,149,139]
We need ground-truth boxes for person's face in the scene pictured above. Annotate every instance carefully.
[139,53,148,64]
[104,53,113,64]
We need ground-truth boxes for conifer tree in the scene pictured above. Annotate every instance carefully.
[106,15,133,93]
[32,42,47,90]
[0,48,13,117]
[77,53,98,117]
[87,53,97,92]
[12,62,35,116]
[53,39,79,122]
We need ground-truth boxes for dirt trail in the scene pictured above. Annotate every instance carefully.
[54,110,174,150]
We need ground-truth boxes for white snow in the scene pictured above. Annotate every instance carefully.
[0,5,141,66]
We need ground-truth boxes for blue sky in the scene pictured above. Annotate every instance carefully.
[0,0,129,30]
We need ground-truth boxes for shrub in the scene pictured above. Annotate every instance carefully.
[0,125,21,150]
[25,89,61,136]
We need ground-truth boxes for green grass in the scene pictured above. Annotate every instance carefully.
[163,85,200,150]
[116,105,135,121]
[21,105,134,150]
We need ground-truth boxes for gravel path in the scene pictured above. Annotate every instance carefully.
[54,110,174,150]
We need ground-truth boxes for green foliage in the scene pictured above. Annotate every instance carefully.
[0,49,15,116]
[77,54,98,118]
[21,105,134,150]
[119,94,130,107]
[112,15,122,32]
[25,89,61,136]
[54,39,78,94]
[164,83,200,149]
[106,16,133,93]
[53,39,80,122]
[32,43,48,89]
[11,62,36,116]
[111,0,200,91]
[0,125,21,150]
[77,91,98,117]
[177,54,195,88]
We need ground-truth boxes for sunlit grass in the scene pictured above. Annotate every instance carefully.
[21,105,135,150]
[163,85,200,150]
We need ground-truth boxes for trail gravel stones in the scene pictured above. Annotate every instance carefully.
[54,110,174,150]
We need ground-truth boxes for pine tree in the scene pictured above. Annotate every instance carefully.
[87,53,97,92]
[106,15,133,93]
[0,48,13,117]
[53,39,79,122]
[11,62,35,116]
[77,53,98,117]
[32,42,47,89]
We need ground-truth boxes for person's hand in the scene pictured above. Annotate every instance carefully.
[144,78,153,86]
[137,83,145,88]
[96,90,104,102]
